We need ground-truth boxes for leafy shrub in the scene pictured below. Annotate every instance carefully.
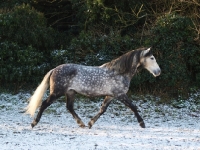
[148,14,200,96]
[85,0,146,32]
[0,4,58,50]
[67,31,141,65]
[0,4,68,90]
[0,42,44,83]
[0,0,31,11]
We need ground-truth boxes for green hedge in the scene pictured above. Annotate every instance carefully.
[1,3,200,97]
[0,42,44,83]
[0,4,68,89]
[149,14,200,96]
[67,31,141,65]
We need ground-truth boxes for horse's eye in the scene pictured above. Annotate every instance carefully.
[150,57,154,60]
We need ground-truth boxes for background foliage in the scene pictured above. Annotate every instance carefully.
[0,0,200,98]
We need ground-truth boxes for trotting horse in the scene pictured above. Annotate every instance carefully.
[25,47,161,128]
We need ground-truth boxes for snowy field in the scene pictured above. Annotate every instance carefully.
[0,92,200,150]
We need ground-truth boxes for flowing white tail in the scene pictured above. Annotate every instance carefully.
[25,69,54,117]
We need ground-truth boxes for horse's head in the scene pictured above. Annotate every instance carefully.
[140,48,161,77]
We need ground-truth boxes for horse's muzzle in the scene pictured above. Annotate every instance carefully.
[153,69,161,77]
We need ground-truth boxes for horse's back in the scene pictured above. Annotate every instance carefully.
[49,63,129,97]
[50,64,102,93]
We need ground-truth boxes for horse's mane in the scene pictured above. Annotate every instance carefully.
[101,47,147,74]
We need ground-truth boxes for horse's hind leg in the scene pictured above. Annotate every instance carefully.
[31,94,59,128]
[66,90,85,127]
[117,94,145,128]
[88,96,113,129]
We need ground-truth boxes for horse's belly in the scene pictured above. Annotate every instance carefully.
[71,81,113,97]
[78,88,112,97]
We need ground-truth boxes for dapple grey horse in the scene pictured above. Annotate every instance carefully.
[26,47,161,129]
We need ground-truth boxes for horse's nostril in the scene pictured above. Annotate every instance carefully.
[153,69,161,77]
[157,69,161,76]
[159,69,161,74]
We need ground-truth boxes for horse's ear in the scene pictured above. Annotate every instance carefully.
[143,47,151,55]
[144,47,151,57]
[146,47,151,52]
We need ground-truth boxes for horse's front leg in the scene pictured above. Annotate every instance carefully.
[88,96,113,129]
[117,94,145,128]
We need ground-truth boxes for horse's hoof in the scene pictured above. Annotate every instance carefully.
[77,120,85,128]
[139,121,145,128]
[31,123,35,128]
[31,120,37,128]
[79,124,86,128]
[88,122,93,129]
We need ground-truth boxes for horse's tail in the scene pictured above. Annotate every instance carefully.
[25,69,54,117]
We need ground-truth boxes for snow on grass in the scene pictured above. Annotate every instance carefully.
[0,92,200,150]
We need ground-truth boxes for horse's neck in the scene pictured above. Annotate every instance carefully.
[129,62,141,78]
[99,61,140,77]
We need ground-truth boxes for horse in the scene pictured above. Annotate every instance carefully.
[25,47,161,129]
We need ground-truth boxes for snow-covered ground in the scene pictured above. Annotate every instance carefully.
[0,92,200,150]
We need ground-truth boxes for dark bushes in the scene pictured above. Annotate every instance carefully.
[0,1,200,97]
[149,14,200,95]
[0,4,67,89]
